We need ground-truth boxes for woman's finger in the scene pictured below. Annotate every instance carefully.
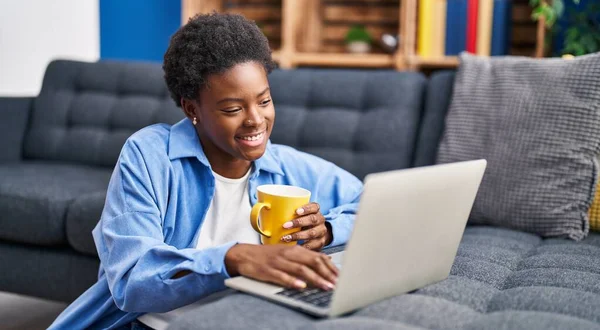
[310,253,339,284]
[302,237,326,251]
[284,213,325,230]
[283,203,323,229]
[282,247,338,289]
[265,267,308,290]
[271,255,333,290]
[281,224,327,242]
[295,202,320,216]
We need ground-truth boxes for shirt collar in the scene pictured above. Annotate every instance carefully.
[168,118,284,176]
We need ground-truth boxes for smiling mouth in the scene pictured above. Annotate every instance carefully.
[235,131,266,147]
[236,131,265,141]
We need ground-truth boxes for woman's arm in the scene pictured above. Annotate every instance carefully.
[98,211,236,313]
[94,140,234,313]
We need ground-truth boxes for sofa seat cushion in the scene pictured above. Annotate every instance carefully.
[0,161,111,246]
[169,226,600,330]
[66,191,106,256]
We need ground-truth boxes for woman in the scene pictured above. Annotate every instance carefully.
[49,13,362,330]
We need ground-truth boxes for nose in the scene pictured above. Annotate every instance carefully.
[244,107,264,127]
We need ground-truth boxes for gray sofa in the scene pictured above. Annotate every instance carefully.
[0,60,598,329]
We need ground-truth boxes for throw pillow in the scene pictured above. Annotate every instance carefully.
[437,52,600,240]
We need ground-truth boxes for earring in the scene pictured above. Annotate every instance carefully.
[192,117,197,125]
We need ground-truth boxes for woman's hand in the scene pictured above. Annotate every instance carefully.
[280,202,332,251]
[225,244,338,290]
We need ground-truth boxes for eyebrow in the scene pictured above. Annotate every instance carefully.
[216,87,270,105]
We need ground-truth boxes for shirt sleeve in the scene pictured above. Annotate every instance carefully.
[308,158,363,248]
[93,140,235,313]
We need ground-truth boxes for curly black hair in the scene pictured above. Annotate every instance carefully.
[163,13,275,107]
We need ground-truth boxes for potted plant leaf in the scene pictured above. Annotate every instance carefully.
[530,0,599,56]
[561,2,600,56]
[345,24,372,54]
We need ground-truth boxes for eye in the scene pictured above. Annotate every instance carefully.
[222,108,242,114]
[260,99,272,106]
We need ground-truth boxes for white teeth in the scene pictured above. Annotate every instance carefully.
[241,133,263,141]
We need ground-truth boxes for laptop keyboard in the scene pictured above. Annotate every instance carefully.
[276,287,334,307]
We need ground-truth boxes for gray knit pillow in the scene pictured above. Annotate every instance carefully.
[437,52,600,240]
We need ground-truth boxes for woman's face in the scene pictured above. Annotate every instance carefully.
[183,61,275,169]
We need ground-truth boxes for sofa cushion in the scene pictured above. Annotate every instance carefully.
[168,226,600,329]
[268,69,427,179]
[66,191,106,256]
[0,161,111,245]
[437,52,600,240]
[23,60,185,168]
[0,241,99,303]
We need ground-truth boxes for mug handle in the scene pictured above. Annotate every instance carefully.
[250,202,272,238]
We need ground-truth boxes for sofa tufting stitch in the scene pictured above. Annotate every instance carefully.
[23,60,184,167]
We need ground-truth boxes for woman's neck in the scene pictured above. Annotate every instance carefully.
[210,160,252,179]
[197,137,252,179]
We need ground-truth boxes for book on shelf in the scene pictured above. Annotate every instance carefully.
[432,0,447,57]
[491,0,512,56]
[420,0,512,60]
[477,0,494,56]
[418,0,435,57]
[445,0,468,56]
[466,0,479,53]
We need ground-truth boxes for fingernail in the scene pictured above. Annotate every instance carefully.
[296,207,305,215]
[323,281,335,290]
[295,280,307,289]
[283,221,293,229]
[281,235,292,242]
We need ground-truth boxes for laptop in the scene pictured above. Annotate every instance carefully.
[225,159,487,317]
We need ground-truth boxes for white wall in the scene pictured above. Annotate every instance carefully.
[0,0,99,96]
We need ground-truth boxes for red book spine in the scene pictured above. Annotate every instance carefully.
[466,0,479,53]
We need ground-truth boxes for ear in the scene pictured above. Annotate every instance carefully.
[181,97,199,121]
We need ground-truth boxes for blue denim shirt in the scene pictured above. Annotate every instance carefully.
[49,119,362,329]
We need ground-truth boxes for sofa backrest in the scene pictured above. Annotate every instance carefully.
[23,60,184,167]
[268,69,428,179]
[413,71,455,167]
[23,60,454,178]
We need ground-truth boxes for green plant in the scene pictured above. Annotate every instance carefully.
[530,0,600,56]
[345,25,372,44]
[529,0,578,28]
[562,3,600,55]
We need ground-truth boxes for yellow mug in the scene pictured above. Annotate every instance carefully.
[250,185,311,245]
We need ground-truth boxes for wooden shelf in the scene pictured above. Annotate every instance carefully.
[272,50,395,68]
[182,0,546,71]
[407,56,459,69]
[295,52,394,68]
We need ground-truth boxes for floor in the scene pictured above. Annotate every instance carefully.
[0,291,66,330]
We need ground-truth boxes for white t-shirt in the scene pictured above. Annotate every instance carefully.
[139,169,260,330]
